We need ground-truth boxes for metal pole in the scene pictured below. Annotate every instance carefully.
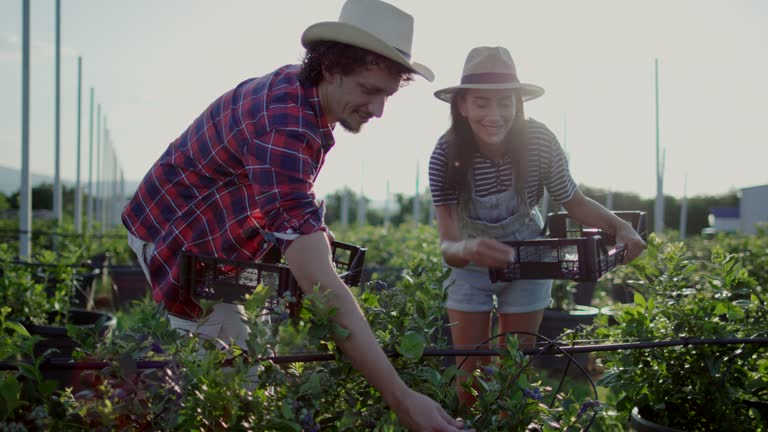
[111,146,117,227]
[119,168,125,218]
[87,88,94,232]
[103,138,109,229]
[340,188,349,229]
[101,131,109,231]
[357,162,365,226]
[96,108,102,232]
[383,180,390,228]
[356,194,366,226]
[654,58,664,234]
[75,56,83,233]
[413,163,420,226]
[680,175,688,239]
[428,194,435,226]
[53,0,62,224]
[19,0,31,259]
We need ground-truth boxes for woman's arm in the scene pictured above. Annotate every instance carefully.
[561,189,647,262]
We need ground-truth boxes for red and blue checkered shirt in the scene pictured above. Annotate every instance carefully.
[122,65,334,319]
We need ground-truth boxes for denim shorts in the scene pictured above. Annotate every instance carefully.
[445,267,552,314]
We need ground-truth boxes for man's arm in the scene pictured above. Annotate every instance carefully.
[284,231,466,431]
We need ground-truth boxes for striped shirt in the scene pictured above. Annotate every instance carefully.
[428,118,577,208]
[122,65,333,319]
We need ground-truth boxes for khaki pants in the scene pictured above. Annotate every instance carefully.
[127,233,251,349]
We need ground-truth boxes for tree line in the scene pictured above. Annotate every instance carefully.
[0,183,739,237]
[322,185,739,236]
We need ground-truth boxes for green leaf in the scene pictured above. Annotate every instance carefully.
[336,413,357,430]
[16,363,40,382]
[298,373,321,396]
[36,378,58,397]
[0,374,24,418]
[4,321,30,337]
[333,323,350,340]
[397,331,425,361]
[616,394,635,413]
[727,305,745,321]
[280,399,295,420]
[634,292,646,308]
[270,419,301,432]
[424,367,441,386]
[713,303,729,316]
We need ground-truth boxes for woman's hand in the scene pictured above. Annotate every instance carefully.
[561,189,647,264]
[615,223,647,263]
[461,238,516,268]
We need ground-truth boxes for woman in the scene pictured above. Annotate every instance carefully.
[428,46,646,405]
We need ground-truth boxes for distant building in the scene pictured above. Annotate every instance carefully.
[740,184,768,234]
[708,207,740,233]
[705,184,768,235]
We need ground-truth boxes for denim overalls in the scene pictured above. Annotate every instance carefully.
[445,172,552,314]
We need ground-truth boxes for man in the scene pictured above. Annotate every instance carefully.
[122,1,467,430]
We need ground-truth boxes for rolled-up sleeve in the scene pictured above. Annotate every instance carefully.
[429,141,459,207]
[244,129,326,253]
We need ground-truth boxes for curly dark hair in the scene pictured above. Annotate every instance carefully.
[299,41,414,86]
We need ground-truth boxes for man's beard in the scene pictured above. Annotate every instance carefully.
[339,118,363,134]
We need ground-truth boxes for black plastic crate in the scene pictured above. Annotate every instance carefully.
[488,211,647,283]
[179,241,366,317]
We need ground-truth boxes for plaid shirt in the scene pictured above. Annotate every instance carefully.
[122,65,334,319]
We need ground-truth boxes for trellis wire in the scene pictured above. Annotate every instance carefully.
[3,336,766,371]
[5,335,764,430]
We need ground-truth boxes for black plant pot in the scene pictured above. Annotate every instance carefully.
[533,305,598,373]
[572,282,596,306]
[71,268,101,310]
[611,283,635,304]
[88,252,111,270]
[38,267,99,310]
[110,265,150,310]
[72,252,112,310]
[25,309,116,358]
[631,406,685,432]
[25,309,116,391]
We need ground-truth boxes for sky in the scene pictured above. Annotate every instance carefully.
[1,0,767,204]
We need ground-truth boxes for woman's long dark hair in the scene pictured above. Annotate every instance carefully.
[444,89,529,209]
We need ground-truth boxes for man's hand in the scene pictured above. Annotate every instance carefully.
[390,388,471,432]
[461,237,516,268]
